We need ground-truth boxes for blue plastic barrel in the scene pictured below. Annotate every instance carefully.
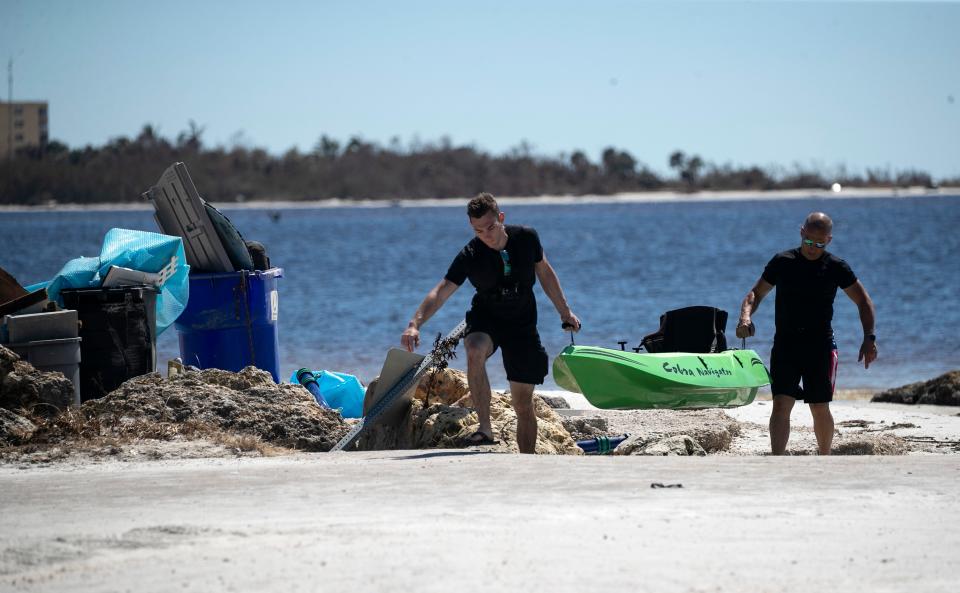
[174,268,283,382]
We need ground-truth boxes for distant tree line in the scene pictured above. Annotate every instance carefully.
[0,123,950,205]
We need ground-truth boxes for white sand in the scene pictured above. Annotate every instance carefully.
[1,186,956,212]
[1,389,958,591]
[1,451,958,592]
[542,389,960,455]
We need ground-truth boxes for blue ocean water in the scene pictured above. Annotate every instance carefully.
[1,195,958,391]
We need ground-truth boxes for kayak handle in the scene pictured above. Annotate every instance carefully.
[617,340,627,351]
[561,322,580,346]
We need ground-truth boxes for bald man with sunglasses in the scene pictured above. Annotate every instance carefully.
[736,212,877,455]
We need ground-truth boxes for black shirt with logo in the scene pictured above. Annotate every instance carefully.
[444,225,544,323]
[761,248,857,338]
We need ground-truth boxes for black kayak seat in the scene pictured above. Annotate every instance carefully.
[641,306,728,354]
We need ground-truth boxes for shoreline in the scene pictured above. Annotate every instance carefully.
[1,186,957,213]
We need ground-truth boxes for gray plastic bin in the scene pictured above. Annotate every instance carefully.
[3,310,79,343]
[7,337,82,406]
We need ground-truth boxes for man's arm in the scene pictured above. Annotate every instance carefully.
[736,278,774,338]
[401,279,460,351]
[843,280,877,369]
[535,255,580,330]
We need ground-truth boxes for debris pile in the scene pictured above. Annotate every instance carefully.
[1,353,349,460]
[358,368,581,454]
[0,344,74,415]
[81,367,349,451]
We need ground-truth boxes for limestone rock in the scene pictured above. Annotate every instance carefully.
[585,409,740,454]
[616,434,706,456]
[538,394,571,409]
[359,368,581,454]
[0,408,36,445]
[415,368,470,405]
[0,345,75,414]
[872,371,960,406]
[561,415,610,440]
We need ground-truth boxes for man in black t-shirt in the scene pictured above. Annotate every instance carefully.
[401,193,581,453]
[735,212,877,455]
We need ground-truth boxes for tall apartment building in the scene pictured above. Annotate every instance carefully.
[0,101,49,157]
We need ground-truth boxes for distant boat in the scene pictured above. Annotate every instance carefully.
[553,345,770,410]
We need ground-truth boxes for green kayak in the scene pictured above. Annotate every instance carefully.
[553,345,770,410]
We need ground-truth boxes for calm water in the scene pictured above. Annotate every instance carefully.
[2,196,958,390]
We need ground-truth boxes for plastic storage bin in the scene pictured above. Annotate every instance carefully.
[2,310,79,343]
[7,337,83,405]
[61,286,158,401]
[174,268,282,382]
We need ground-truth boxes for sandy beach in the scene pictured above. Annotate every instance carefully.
[1,448,958,593]
[2,384,959,592]
[2,281,958,593]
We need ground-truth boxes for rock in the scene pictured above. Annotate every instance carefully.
[561,415,610,440]
[0,408,36,445]
[0,345,75,414]
[415,368,470,405]
[359,368,581,454]
[80,367,349,451]
[872,371,960,406]
[592,409,741,454]
[617,434,706,456]
[537,394,570,409]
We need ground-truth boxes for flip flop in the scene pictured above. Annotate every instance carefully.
[460,431,499,446]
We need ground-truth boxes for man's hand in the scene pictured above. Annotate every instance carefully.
[401,324,420,352]
[561,312,581,332]
[858,338,878,369]
[735,319,755,339]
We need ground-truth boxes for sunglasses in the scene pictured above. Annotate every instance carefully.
[802,238,827,249]
[500,250,512,276]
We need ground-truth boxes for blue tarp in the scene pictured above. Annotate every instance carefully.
[27,228,190,335]
[291,369,365,418]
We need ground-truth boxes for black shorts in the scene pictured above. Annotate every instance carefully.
[770,335,839,403]
[465,309,548,385]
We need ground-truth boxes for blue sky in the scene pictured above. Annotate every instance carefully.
[2,0,958,178]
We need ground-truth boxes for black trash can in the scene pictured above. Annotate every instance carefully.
[61,285,157,401]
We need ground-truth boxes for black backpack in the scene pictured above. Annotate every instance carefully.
[640,306,729,353]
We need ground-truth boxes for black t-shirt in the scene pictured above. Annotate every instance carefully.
[762,248,857,337]
[445,225,544,321]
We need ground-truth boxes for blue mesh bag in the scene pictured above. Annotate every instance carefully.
[28,228,189,335]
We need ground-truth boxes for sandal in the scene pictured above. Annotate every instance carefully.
[459,431,499,446]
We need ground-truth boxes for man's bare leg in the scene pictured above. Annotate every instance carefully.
[509,381,537,454]
[809,403,834,455]
[770,395,796,455]
[464,333,495,438]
